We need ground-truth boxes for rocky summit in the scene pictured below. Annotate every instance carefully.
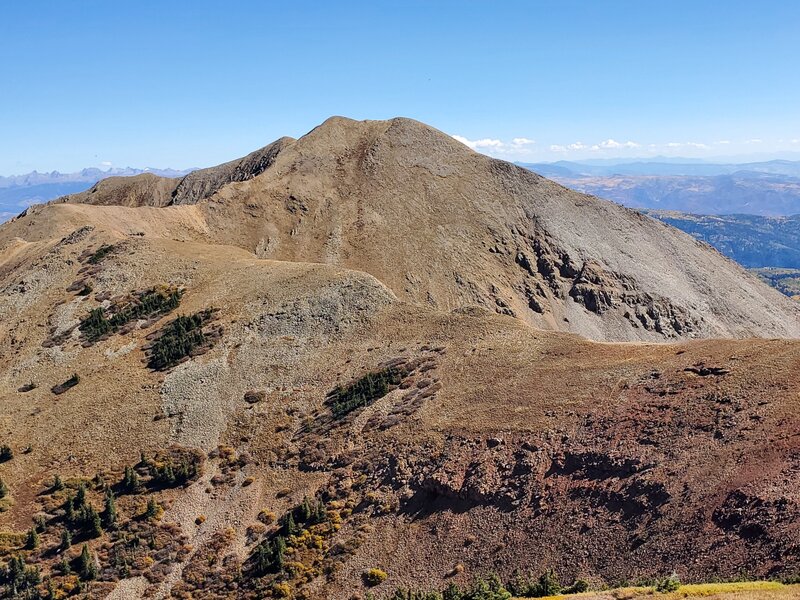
[1,117,799,599]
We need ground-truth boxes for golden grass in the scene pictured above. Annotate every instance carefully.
[525,581,800,600]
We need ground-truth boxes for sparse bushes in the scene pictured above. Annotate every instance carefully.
[364,568,388,586]
[0,477,7,499]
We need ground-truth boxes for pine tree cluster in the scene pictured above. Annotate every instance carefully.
[147,310,213,370]
[79,287,183,342]
[327,367,403,418]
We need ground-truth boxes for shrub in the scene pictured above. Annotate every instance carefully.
[33,515,46,533]
[565,578,590,593]
[655,574,681,592]
[0,445,12,462]
[364,568,388,586]
[0,477,7,499]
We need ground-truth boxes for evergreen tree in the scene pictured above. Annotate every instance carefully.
[282,512,299,536]
[59,557,71,576]
[533,570,561,597]
[122,465,139,492]
[78,544,97,580]
[25,527,39,549]
[104,490,117,527]
[52,474,64,491]
[91,509,103,538]
[60,528,72,551]
[75,483,87,509]
[443,583,463,600]
[64,495,75,522]
[299,496,312,522]
[33,514,46,533]
[44,577,56,600]
[145,497,158,518]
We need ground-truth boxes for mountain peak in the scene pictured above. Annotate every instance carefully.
[40,115,800,342]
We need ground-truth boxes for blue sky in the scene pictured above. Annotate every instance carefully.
[2,1,799,174]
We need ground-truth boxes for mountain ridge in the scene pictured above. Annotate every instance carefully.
[47,115,800,342]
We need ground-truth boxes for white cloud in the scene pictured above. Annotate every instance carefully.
[549,144,567,152]
[660,141,708,150]
[451,135,504,150]
[512,137,535,146]
[745,138,763,144]
[100,160,113,167]
[715,140,731,145]
[596,139,640,149]
[567,142,588,151]
[790,139,799,144]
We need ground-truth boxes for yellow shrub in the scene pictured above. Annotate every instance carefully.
[364,568,388,586]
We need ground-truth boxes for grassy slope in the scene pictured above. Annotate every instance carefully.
[531,581,800,600]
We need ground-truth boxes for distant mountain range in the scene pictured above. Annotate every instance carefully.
[645,211,800,268]
[0,167,194,221]
[642,210,800,298]
[521,160,800,216]
[522,158,800,178]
